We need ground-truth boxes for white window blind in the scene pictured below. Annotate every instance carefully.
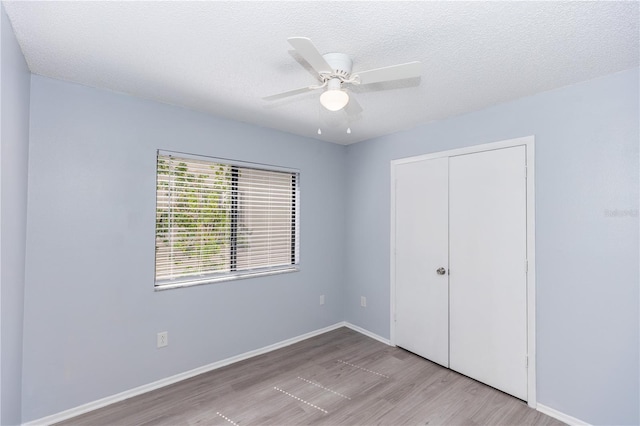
[155,151,299,288]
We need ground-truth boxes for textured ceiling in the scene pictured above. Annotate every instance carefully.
[4,1,639,145]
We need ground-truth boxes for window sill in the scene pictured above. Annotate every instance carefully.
[154,267,299,291]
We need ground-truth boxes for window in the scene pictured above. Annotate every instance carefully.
[155,151,299,289]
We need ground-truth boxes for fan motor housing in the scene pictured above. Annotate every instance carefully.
[322,53,353,79]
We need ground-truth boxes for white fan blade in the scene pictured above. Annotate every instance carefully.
[263,86,316,101]
[345,95,363,117]
[355,61,421,85]
[288,37,333,75]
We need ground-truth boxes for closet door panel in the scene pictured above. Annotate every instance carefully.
[394,158,449,367]
[448,146,528,400]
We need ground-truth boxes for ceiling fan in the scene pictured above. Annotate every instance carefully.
[264,37,422,113]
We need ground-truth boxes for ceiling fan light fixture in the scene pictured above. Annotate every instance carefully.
[267,38,422,119]
[320,89,349,111]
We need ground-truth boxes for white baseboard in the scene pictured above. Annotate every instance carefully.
[22,322,347,426]
[344,322,392,346]
[537,403,591,426]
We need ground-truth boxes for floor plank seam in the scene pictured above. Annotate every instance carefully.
[337,359,390,379]
[296,377,352,400]
[216,411,239,426]
[273,387,329,414]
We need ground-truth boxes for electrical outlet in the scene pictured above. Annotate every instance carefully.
[361,296,367,307]
[320,295,325,305]
[157,331,168,348]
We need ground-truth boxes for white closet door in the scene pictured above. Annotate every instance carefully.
[394,158,449,367]
[448,146,528,400]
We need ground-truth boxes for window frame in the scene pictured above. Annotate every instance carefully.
[154,150,300,290]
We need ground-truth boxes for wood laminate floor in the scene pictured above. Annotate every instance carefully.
[57,328,564,425]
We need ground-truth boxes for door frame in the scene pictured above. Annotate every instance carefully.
[390,135,537,408]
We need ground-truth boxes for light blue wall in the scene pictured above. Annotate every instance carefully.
[0,4,31,425]
[17,61,640,424]
[22,75,347,422]
[344,68,639,425]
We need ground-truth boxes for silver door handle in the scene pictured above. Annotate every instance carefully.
[436,267,446,275]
